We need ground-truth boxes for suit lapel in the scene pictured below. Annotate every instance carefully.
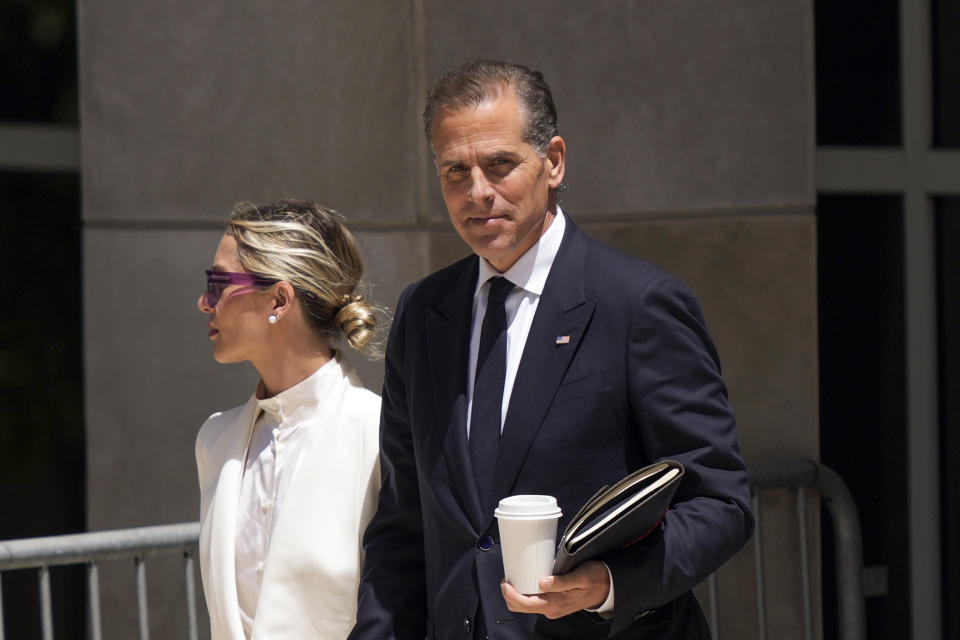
[425,258,486,530]
[491,222,594,519]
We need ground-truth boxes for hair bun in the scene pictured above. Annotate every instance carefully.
[227,199,382,356]
[334,297,377,351]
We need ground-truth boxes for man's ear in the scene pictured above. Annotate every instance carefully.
[545,135,566,189]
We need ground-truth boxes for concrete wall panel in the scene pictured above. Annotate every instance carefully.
[350,229,432,390]
[80,0,420,223]
[421,0,814,219]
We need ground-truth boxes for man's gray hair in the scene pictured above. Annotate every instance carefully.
[423,60,559,154]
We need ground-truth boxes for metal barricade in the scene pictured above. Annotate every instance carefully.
[0,459,865,640]
[0,522,200,640]
[703,458,866,640]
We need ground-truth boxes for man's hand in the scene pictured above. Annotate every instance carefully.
[500,561,610,619]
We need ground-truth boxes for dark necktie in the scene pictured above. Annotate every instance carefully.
[470,276,514,514]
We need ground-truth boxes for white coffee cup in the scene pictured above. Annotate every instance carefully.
[494,495,562,595]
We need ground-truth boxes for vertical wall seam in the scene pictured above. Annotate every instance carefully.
[412,0,429,228]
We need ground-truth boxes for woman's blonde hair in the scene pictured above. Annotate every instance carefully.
[226,199,378,353]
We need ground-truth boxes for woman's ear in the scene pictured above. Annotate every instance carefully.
[271,281,297,320]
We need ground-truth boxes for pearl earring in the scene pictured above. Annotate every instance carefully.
[268,314,279,324]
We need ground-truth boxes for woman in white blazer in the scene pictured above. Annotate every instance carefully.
[195,200,382,640]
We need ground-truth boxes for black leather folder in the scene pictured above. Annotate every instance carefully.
[553,460,684,574]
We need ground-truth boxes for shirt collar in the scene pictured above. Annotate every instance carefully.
[474,206,566,296]
[253,353,342,426]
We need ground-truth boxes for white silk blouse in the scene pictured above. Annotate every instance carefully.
[234,361,339,636]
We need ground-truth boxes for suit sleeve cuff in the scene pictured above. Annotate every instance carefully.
[584,562,615,614]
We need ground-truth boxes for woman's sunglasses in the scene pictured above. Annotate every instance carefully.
[203,270,277,308]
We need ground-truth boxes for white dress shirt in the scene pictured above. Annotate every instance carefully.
[234,360,338,637]
[466,208,614,612]
[467,208,566,436]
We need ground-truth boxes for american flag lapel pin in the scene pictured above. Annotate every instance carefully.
[555,335,571,345]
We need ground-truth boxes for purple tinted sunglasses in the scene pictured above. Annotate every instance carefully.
[203,270,277,307]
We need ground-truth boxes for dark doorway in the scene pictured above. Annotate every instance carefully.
[0,0,85,637]
[816,195,909,640]
[936,198,960,640]
[0,171,85,638]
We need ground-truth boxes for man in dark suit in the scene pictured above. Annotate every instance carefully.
[350,60,754,640]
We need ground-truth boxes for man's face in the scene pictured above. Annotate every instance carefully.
[431,91,565,272]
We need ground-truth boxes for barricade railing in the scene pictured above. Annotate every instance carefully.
[703,458,866,640]
[0,522,201,640]
[0,459,864,640]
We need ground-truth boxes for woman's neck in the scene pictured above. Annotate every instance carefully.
[253,337,333,398]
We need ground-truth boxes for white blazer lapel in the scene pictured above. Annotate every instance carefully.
[198,397,259,640]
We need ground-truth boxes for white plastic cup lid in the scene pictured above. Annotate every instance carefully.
[494,495,562,518]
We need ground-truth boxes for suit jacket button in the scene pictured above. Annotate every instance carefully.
[463,617,472,635]
[477,535,495,551]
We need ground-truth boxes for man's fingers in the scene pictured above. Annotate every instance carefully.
[501,577,598,619]
[539,573,578,593]
[501,580,548,613]
[541,562,605,593]
[500,579,569,617]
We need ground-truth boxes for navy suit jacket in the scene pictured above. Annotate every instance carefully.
[350,218,754,640]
